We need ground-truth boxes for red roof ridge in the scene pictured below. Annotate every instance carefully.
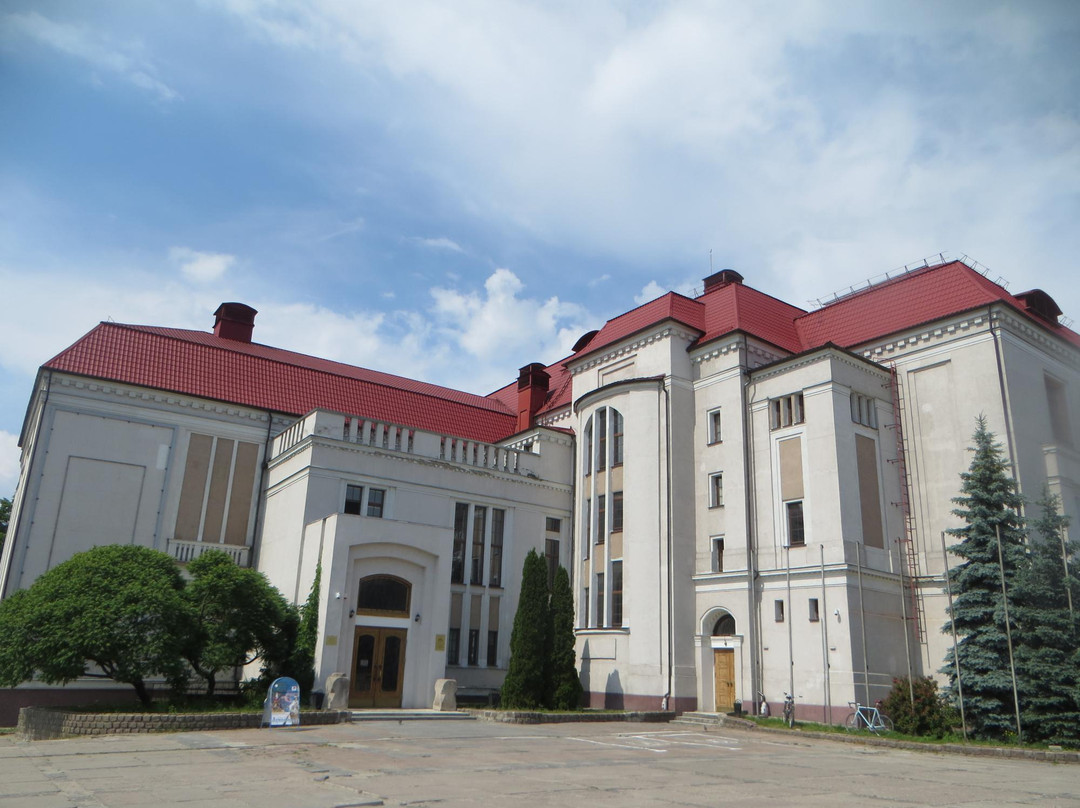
[108,321,514,417]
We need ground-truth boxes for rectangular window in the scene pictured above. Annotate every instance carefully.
[545,538,560,588]
[595,573,605,628]
[546,516,562,533]
[775,599,785,622]
[597,410,608,471]
[611,560,623,627]
[582,587,589,628]
[709,409,723,444]
[584,499,591,558]
[850,394,878,429]
[452,503,468,584]
[712,537,725,573]
[596,495,606,544]
[467,628,480,666]
[489,509,505,587]
[787,501,805,547]
[770,393,805,430]
[344,484,363,515]
[612,411,624,465]
[809,597,820,622]
[470,506,487,585]
[487,630,498,667]
[447,628,461,665]
[366,488,385,517]
[710,472,724,508]
[612,492,623,532]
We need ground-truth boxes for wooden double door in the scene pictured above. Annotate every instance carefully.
[350,626,407,708]
[713,648,736,712]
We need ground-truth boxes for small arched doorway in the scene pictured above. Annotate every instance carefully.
[711,612,737,713]
[350,575,411,708]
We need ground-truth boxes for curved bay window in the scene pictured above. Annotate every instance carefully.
[581,404,626,629]
[356,575,411,617]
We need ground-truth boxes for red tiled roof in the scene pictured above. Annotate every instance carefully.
[795,261,1080,350]
[696,282,805,353]
[486,356,575,420]
[569,293,705,363]
[45,323,517,443]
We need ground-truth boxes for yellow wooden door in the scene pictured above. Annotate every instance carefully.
[713,648,735,712]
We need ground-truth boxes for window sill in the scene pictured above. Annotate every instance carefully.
[709,504,725,510]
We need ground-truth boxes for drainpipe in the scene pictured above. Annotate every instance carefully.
[662,381,675,710]
[248,410,275,571]
[741,360,762,713]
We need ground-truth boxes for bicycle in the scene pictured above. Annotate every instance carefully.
[845,701,894,734]
[782,692,795,728]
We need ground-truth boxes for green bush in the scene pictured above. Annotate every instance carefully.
[882,676,957,738]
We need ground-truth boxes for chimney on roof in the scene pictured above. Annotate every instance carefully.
[213,303,258,343]
[703,268,744,293]
[516,363,550,433]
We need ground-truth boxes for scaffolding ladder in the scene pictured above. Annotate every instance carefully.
[887,365,926,643]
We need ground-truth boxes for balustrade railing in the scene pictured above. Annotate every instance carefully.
[167,538,250,567]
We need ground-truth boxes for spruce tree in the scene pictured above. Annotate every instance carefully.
[942,416,1027,740]
[1011,490,1080,745]
[500,549,550,709]
[548,565,583,710]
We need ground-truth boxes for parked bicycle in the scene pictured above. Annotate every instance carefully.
[782,692,795,728]
[845,701,894,734]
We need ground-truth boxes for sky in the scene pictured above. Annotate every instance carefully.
[1,0,1078,497]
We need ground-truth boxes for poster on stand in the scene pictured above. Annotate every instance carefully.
[263,677,301,727]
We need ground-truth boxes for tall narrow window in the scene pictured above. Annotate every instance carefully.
[366,488,385,517]
[787,501,805,547]
[489,508,505,587]
[710,473,724,508]
[584,499,591,558]
[470,506,487,585]
[809,597,820,622]
[712,537,725,573]
[596,495,606,544]
[584,418,593,476]
[595,573,605,627]
[611,492,623,532]
[709,409,723,444]
[770,393,805,430]
[545,538,560,587]
[774,599,785,622]
[582,587,590,628]
[612,410,624,465]
[487,630,498,667]
[451,503,468,584]
[467,629,480,666]
[611,560,623,627]
[344,484,363,515]
[597,410,608,470]
[447,628,461,665]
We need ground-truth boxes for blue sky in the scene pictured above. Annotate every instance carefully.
[1,0,1078,496]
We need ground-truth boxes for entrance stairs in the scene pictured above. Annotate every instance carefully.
[670,711,737,729]
[349,709,474,722]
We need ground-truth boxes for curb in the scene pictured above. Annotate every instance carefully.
[466,709,675,725]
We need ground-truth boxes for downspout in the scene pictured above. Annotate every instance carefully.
[662,380,675,710]
[741,358,762,713]
[989,306,1021,495]
[247,410,275,570]
[3,371,52,599]
[657,384,666,707]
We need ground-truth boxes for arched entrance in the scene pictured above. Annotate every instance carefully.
[350,575,411,708]
[711,612,737,712]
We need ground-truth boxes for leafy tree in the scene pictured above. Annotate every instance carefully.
[547,565,583,710]
[287,562,321,695]
[1011,490,1080,745]
[500,549,550,709]
[182,550,296,696]
[941,416,1027,740]
[0,496,11,554]
[0,545,189,707]
[881,676,956,738]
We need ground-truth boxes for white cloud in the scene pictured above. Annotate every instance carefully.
[413,237,465,253]
[169,247,236,283]
[634,281,666,306]
[588,274,611,288]
[0,430,19,499]
[3,11,180,102]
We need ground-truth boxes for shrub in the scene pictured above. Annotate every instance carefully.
[882,676,957,738]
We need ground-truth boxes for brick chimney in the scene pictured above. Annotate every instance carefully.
[213,303,257,343]
[703,269,744,293]
[516,363,550,432]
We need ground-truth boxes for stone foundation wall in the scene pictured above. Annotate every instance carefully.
[17,706,351,741]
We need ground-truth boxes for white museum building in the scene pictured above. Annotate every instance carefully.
[1,258,1077,721]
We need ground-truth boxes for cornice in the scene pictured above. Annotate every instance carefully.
[750,346,889,384]
[568,324,699,376]
[537,407,572,428]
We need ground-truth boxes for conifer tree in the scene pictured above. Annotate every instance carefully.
[548,565,583,710]
[942,416,1027,740]
[500,549,550,709]
[1011,490,1080,744]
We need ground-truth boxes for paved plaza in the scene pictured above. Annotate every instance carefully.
[1,719,1077,808]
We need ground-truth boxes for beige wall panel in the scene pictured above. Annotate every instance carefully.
[175,433,212,541]
[450,592,463,628]
[488,596,500,627]
[609,530,623,559]
[856,435,884,548]
[51,457,145,564]
[779,437,804,501]
[224,441,259,545]
[202,438,234,542]
[470,594,483,629]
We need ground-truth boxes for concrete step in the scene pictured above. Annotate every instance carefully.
[349,709,475,722]
[671,712,728,727]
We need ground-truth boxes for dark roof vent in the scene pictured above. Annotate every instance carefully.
[572,329,600,353]
[703,269,744,292]
[1014,289,1062,324]
[213,302,258,343]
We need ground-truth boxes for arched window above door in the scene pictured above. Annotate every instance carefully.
[356,575,411,617]
[712,613,736,636]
